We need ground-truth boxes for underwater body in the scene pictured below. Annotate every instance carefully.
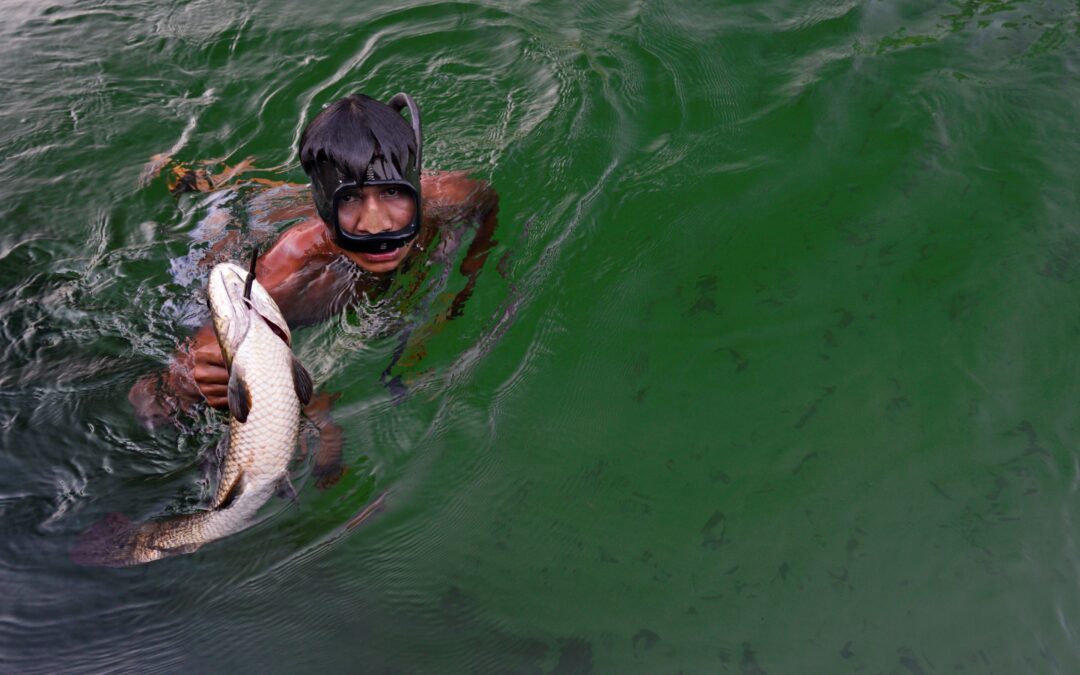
[3,0,1080,672]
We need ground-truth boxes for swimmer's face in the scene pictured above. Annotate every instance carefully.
[336,185,416,273]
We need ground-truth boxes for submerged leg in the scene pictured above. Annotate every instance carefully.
[303,392,346,490]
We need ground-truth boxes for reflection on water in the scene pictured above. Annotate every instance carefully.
[2,0,1080,672]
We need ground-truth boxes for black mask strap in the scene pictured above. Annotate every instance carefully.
[387,93,422,173]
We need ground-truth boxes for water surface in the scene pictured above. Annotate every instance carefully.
[2,0,1080,672]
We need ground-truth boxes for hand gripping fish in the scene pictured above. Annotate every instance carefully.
[73,252,313,566]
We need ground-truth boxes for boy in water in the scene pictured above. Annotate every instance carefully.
[130,93,499,480]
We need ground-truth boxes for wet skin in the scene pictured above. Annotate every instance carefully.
[130,170,499,418]
[193,183,418,408]
[336,184,417,274]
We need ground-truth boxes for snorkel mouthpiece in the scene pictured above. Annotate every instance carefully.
[299,92,423,254]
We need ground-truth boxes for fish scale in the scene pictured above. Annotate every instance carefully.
[148,308,302,552]
[71,261,310,566]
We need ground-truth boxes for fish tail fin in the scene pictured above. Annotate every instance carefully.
[70,512,154,567]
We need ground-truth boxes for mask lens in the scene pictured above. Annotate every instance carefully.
[330,182,420,253]
[334,186,364,230]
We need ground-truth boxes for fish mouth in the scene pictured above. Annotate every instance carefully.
[208,262,291,349]
[213,264,251,310]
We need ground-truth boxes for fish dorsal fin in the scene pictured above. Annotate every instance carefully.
[227,363,251,423]
[292,355,313,405]
[216,471,246,511]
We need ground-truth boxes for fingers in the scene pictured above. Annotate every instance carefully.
[313,462,346,490]
[196,380,228,408]
[193,361,228,384]
[193,342,229,409]
[199,384,229,409]
[194,340,227,368]
[313,422,345,490]
[195,377,228,408]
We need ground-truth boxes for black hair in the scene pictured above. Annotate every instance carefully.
[298,94,417,183]
[297,93,424,253]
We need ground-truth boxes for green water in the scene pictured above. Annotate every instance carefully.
[2,0,1080,672]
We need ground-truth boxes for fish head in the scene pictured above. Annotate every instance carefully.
[207,262,291,362]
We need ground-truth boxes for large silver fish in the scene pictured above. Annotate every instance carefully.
[73,256,312,566]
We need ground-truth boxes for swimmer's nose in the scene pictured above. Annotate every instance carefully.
[344,200,394,235]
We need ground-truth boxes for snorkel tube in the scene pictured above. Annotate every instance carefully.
[300,93,423,254]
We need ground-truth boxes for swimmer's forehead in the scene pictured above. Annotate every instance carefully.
[340,183,402,192]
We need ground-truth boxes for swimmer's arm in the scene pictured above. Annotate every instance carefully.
[249,220,325,302]
[127,322,223,424]
[449,182,500,318]
[129,222,325,418]
[196,226,328,402]
[425,171,502,319]
[301,392,346,490]
[377,179,500,397]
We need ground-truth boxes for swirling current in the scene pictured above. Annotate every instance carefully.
[2,0,1080,672]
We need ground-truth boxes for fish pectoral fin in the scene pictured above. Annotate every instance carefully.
[216,471,246,510]
[292,355,313,405]
[227,363,251,423]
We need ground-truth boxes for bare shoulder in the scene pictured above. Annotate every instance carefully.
[256,218,334,291]
[422,171,498,211]
[267,218,327,251]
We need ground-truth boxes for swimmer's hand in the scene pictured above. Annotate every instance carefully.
[128,328,229,426]
[128,343,220,427]
[163,324,229,410]
[191,337,230,409]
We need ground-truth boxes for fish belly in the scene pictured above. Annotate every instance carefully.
[148,319,301,553]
